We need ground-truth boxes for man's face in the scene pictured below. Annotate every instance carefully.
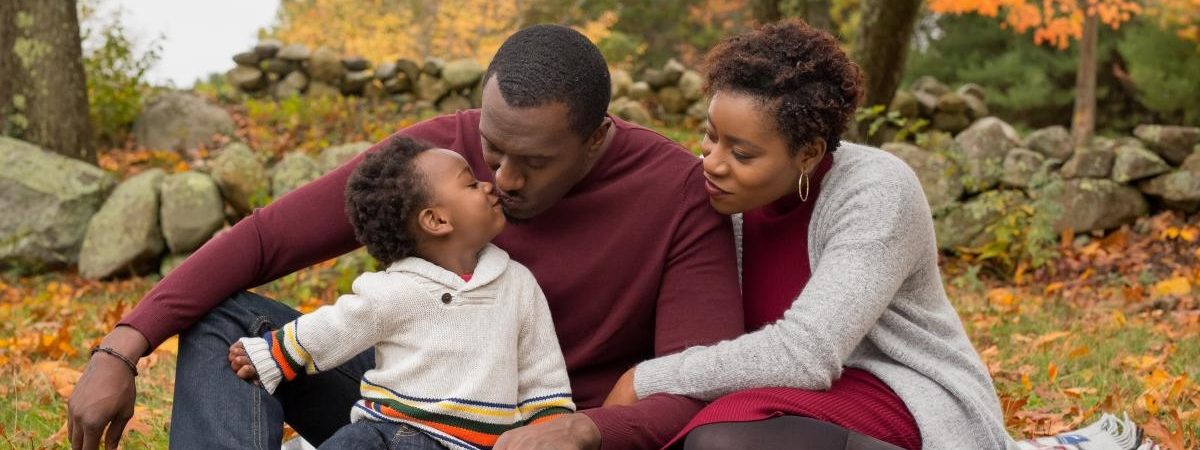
[478,77,600,220]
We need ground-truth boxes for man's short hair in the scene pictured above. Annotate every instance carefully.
[485,24,611,139]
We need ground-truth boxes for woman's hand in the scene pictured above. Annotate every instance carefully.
[602,367,639,407]
[227,341,258,381]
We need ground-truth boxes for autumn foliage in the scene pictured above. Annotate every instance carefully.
[928,0,1144,48]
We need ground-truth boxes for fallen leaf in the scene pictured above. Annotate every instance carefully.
[1152,277,1191,298]
[157,336,179,356]
[1068,345,1090,359]
[1047,362,1058,382]
[1033,331,1070,348]
[33,360,82,398]
[1142,414,1186,450]
[1062,387,1097,398]
[1113,310,1127,327]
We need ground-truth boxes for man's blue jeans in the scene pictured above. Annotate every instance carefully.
[168,291,375,449]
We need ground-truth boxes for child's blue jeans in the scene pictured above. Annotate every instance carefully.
[320,421,446,449]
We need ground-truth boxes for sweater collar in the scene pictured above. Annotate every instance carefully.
[384,244,510,291]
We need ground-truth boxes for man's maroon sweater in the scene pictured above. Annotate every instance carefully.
[120,110,745,448]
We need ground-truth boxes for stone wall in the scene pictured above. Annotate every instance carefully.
[225,41,709,125]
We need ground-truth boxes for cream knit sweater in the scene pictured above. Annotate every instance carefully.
[240,244,575,450]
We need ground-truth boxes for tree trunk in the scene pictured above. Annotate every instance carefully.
[797,0,834,32]
[0,0,94,163]
[852,0,923,110]
[1071,12,1098,149]
[751,0,782,24]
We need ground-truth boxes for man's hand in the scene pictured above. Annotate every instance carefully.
[227,341,259,381]
[494,413,601,450]
[602,367,638,407]
[67,326,147,450]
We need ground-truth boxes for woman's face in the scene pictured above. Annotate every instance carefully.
[700,91,823,214]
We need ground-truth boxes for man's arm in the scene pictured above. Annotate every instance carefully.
[582,161,745,447]
[68,116,461,450]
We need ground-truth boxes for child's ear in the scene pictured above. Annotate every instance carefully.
[417,207,454,237]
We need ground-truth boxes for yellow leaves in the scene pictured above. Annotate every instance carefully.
[1047,362,1059,382]
[1152,276,1192,298]
[1032,331,1070,348]
[1112,309,1126,327]
[1062,386,1097,398]
[1068,345,1090,359]
[987,288,1020,312]
[1121,354,1161,371]
[32,360,82,398]
[157,336,179,356]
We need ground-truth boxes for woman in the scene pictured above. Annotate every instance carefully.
[605,20,1014,450]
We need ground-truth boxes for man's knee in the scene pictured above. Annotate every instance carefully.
[180,291,293,344]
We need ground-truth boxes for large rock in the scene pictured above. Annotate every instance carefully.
[658,87,689,115]
[889,91,919,119]
[934,190,1026,251]
[416,75,450,103]
[233,51,261,66]
[395,59,421,84]
[422,57,445,77]
[1134,125,1200,166]
[306,81,339,98]
[1182,150,1200,172]
[642,68,669,90]
[1112,144,1170,183]
[932,112,971,134]
[610,69,633,98]
[442,58,484,91]
[383,72,413,94]
[261,58,297,75]
[609,98,652,125]
[78,169,167,279]
[133,92,234,151]
[273,71,308,99]
[159,252,190,277]
[341,56,370,72]
[661,59,686,86]
[686,101,708,122]
[0,138,117,272]
[341,70,374,95]
[882,142,963,214]
[961,94,989,120]
[160,172,224,254]
[1139,170,1200,211]
[319,142,371,172]
[1024,126,1073,161]
[277,44,311,61]
[1061,149,1114,179]
[1045,178,1147,233]
[911,76,951,97]
[437,94,472,114]
[1001,148,1047,189]
[253,39,282,59]
[628,82,653,101]
[956,83,986,102]
[955,117,1021,192]
[678,70,703,101]
[375,62,398,81]
[210,143,268,216]
[226,66,266,92]
[935,93,967,114]
[307,46,345,84]
[271,153,322,198]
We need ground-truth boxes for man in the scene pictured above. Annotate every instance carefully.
[68,25,743,450]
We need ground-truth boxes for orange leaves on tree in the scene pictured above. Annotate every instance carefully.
[928,0,1144,49]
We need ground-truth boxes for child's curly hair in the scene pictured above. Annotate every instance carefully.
[344,136,435,266]
[704,19,864,154]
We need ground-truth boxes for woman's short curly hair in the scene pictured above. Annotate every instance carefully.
[704,19,864,154]
[344,136,435,266]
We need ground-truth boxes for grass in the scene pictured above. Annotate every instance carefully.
[2,102,1196,448]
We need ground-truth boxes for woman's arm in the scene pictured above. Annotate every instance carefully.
[633,154,928,401]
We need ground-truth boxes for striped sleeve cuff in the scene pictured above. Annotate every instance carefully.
[239,337,282,394]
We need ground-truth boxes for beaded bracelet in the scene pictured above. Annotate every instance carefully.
[90,346,139,377]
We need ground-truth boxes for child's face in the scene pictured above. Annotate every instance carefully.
[416,149,507,245]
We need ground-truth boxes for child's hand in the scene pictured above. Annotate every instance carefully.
[227,341,259,382]
[602,367,638,407]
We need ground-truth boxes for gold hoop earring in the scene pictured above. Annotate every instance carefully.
[798,172,810,202]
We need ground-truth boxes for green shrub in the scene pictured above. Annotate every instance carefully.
[1118,20,1200,126]
[78,0,162,145]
